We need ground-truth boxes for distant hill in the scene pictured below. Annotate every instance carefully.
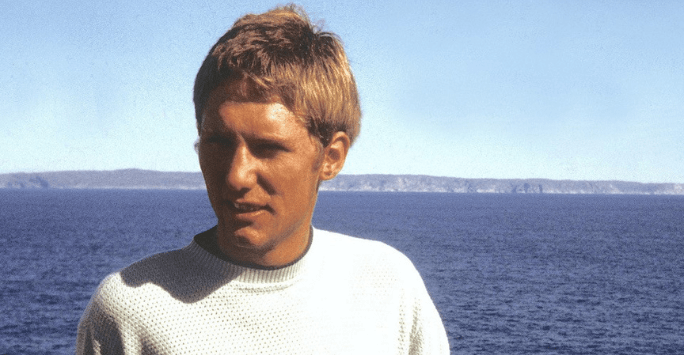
[1,169,683,195]
[0,169,206,190]
[320,174,684,195]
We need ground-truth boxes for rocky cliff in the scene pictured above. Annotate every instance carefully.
[0,169,206,190]
[1,170,682,195]
[319,174,684,195]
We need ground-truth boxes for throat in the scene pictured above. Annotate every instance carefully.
[209,225,313,269]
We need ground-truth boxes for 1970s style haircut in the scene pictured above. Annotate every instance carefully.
[193,5,361,147]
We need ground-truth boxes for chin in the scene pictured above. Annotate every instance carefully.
[221,224,272,250]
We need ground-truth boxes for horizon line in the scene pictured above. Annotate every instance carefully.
[1,168,682,185]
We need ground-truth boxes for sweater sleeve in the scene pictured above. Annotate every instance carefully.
[334,233,451,355]
[76,274,141,355]
[407,280,451,355]
[398,255,450,355]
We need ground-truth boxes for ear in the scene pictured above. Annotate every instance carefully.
[318,132,351,181]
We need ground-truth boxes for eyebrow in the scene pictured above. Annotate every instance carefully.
[201,127,292,146]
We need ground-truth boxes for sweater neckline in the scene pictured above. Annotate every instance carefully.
[187,226,317,286]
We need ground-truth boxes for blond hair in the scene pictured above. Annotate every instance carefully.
[193,5,361,146]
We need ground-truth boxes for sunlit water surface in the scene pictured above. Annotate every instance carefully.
[1,190,682,354]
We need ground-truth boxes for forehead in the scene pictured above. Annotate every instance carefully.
[214,102,297,131]
[202,82,305,129]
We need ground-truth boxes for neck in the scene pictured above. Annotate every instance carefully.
[215,226,313,269]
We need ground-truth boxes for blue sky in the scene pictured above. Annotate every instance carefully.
[2,0,683,183]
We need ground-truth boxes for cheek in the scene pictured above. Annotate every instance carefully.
[199,148,224,174]
[267,163,317,199]
[199,153,224,194]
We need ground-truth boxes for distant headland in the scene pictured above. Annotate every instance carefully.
[1,169,682,195]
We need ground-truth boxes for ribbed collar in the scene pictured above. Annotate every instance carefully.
[184,226,317,286]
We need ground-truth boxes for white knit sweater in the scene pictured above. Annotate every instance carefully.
[77,228,449,354]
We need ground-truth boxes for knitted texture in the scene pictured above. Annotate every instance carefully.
[77,228,449,354]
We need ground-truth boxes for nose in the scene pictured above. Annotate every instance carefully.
[225,144,257,192]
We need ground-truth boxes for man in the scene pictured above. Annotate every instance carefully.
[77,5,449,354]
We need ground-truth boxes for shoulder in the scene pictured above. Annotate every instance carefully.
[310,229,450,353]
[76,250,185,355]
[77,246,209,344]
[83,240,213,315]
[86,249,180,321]
[314,228,410,261]
[95,242,223,306]
[312,228,422,283]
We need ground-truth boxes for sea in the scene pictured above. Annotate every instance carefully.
[1,189,683,354]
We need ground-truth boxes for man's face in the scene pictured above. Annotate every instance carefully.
[198,86,324,267]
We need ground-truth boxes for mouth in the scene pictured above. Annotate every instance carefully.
[227,201,269,214]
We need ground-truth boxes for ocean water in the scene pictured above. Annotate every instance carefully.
[1,190,683,354]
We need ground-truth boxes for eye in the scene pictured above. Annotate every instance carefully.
[251,141,287,158]
[200,135,236,155]
[203,135,233,146]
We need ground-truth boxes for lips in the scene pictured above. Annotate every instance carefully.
[230,201,263,213]
[224,200,271,215]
